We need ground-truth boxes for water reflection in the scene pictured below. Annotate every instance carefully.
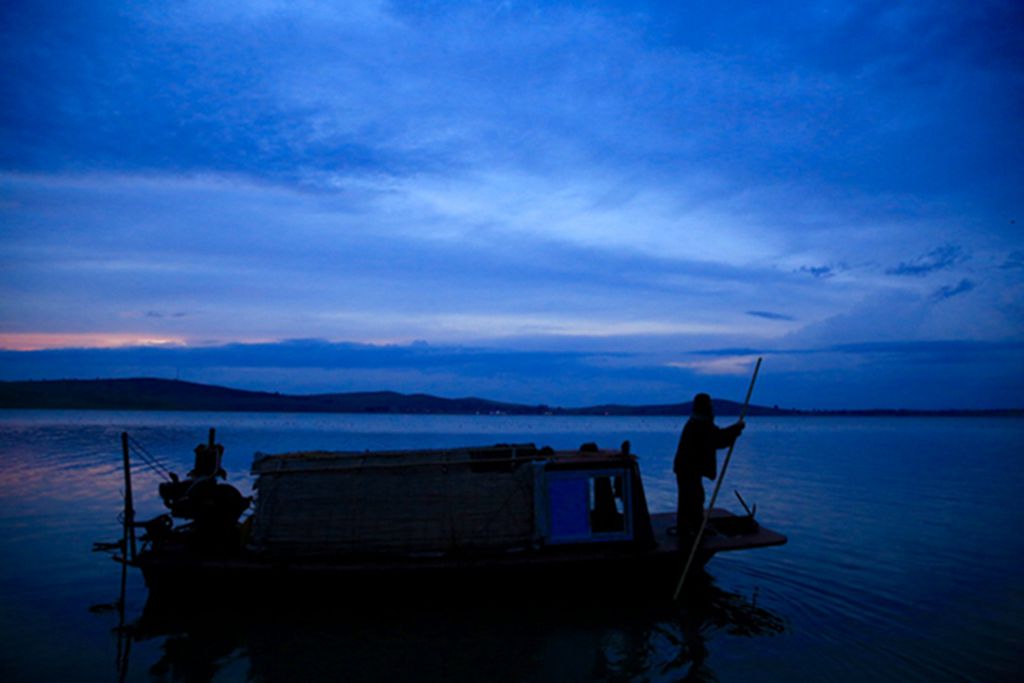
[15,413,1018,681]
[120,575,785,682]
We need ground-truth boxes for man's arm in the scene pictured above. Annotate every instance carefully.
[713,420,745,448]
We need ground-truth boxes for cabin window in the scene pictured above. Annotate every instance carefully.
[545,469,632,543]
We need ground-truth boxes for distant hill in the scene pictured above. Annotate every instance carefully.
[0,378,788,415]
[0,378,1019,417]
[0,379,532,414]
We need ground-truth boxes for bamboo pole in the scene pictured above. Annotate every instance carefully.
[121,432,137,562]
[673,357,762,600]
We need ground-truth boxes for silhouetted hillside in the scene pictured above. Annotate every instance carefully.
[0,379,531,414]
[0,379,1018,416]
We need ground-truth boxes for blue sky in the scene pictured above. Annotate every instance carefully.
[1,1,1022,409]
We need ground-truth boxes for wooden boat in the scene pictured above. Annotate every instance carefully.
[114,432,786,601]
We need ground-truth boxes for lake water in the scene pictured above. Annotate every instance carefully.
[1,410,1021,681]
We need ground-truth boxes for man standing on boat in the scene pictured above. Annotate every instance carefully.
[674,393,745,547]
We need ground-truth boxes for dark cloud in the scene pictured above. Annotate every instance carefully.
[688,340,1024,407]
[144,311,187,319]
[2,338,1021,409]
[886,245,967,277]
[798,265,834,279]
[746,310,796,322]
[1001,251,1024,269]
[0,339,676,407]
[689,347,766,357]
[2,0,1021,205]
[691,340,1024,363]
[931,279,975,301]
[826,339,1024,360]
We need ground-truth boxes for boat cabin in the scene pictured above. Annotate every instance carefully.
[248,442,654,558]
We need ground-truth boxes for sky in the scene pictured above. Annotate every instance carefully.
[1,0,1022,409]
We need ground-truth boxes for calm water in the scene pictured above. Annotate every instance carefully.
[0,410,1022,681]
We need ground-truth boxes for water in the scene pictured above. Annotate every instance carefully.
[1,410,1021,681]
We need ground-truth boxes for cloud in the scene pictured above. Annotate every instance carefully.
[2,2,1023,410]
[824,339,1024,360]
[746,310,796,322]
[0,171,842,347]
[4,0,1019,206]
[0,333,187,351]
[0,339,699,406]
[667,354,761,377]
[886,245,968,277]
[931,279,975,301]
[143,311,188,319]
[2,338,1021,410]
[671,340,1024,408]
[1001,251,1024,269]
[798,265,835,279]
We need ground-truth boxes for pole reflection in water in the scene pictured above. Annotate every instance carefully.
[87,551,135,682]
[115,574,785,682]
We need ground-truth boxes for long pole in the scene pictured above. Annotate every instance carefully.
[121,432,137,562]
[673,357,762,600]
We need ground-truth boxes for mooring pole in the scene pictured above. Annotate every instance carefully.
[120,432,137,562]
[673,357,762,600]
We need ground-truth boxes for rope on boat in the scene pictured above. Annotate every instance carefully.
[125,434,175,481]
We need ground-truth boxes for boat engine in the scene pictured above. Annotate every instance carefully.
[158,442,250,528]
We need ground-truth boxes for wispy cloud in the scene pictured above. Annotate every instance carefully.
[746,310,796,322]
[143,311,188,319]
[931,279,975,301]
[798,265,835,279]
[886,245,968,277]
[0,333,187,351]
[1001,251,1024,269]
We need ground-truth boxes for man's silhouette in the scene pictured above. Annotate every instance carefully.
[673,393,745,547]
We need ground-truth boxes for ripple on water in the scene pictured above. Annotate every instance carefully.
[1,413,1023,682]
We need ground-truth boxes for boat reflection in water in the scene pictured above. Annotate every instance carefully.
[122,573,785,682]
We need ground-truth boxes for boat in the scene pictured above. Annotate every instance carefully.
[109,430,786,601]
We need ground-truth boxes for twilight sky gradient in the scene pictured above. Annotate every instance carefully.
[2,1,1022,409]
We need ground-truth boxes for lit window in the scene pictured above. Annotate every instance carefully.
[545,469,632,543]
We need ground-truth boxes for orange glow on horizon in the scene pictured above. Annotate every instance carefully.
[0,333,189,351]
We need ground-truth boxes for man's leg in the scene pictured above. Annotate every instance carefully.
[676,476,705,549]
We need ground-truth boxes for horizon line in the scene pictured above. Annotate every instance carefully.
[1,377,1021,415]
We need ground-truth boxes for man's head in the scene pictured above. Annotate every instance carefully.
[692,392,713,417]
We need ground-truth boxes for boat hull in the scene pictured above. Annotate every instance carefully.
[135,512,785,603]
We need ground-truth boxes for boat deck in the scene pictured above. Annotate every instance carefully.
[649,510,787,555]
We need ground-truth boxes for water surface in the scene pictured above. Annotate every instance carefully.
[1,411,1021,681]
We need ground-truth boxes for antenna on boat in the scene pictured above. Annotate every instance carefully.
[673,356,762,600]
